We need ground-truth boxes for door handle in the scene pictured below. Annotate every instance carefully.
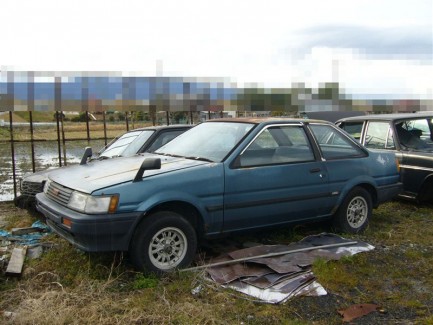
[310,168,321,173]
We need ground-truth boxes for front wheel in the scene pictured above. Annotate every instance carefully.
[333,187,372,233]
[130,211,197,274]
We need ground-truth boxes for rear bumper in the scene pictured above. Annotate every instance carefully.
[376,182,403,206]
[36,193,142,252]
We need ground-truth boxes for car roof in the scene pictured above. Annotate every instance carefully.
[205,117,333,125]
[125,124,192,133]
[337,112,433,123]
[300,111,367,122]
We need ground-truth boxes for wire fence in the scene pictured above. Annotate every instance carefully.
[0,110,215,201]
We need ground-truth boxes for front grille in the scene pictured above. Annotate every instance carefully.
[21,181,44,196]
[46,181,73,206]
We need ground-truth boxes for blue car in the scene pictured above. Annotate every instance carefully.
[36,118,401,273]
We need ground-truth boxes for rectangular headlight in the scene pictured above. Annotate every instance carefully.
[85,196,113,214]
[67,191,118,214]
[68,191,88,212]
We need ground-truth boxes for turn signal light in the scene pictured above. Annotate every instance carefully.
[108,195,119,213]
[62,218,72,228]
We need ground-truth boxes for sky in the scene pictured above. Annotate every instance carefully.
[1,0,432,99]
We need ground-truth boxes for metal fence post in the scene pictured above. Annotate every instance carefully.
[103,111,107,146]
[55,111,62,167]
[9,112,17,198]
[29,111,36,173]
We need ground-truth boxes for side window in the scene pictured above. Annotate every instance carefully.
[395,120,429,149]
[238,125,314,167]
[310,124,366,159]
[338,122,364,141]
[365,122,395,149]
[409,119,431,142]
[146,130,186,152]
[252,129,278,148]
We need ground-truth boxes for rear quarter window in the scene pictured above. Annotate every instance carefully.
[310,124,366,160]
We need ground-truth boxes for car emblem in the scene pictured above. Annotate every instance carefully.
[52,188,60,196]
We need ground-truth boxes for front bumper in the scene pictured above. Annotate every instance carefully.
[14,195,36,209]
[36,193,142,252]
[14,180,43,209]
[376,182,403,206]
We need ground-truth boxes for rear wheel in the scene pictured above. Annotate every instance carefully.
[130,211,197,274]
[333,187,372,233]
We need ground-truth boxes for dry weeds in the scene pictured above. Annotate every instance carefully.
[1,201,432,324]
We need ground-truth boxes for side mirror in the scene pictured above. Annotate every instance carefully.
[80,147,93,165]
[133,158,161,182]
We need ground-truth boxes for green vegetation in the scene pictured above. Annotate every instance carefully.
[0,201,432,324]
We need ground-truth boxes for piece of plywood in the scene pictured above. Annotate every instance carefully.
[11,227,44,236]
[6,247,27,275]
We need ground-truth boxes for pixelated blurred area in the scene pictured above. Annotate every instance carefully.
[1,71,432,116]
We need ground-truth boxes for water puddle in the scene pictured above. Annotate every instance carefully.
[0,140,106,201]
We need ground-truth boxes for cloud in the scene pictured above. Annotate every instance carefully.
[296,25,433,61]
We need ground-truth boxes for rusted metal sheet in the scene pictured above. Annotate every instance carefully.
[338,304,380,322]
[184,241,358,272]
[205,233,374,304]
[225,271,319,304]
[242,272,301,289]
[227,245,290,260]
[207,261,272,284]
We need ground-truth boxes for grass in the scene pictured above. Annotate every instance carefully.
[0,201,432,324]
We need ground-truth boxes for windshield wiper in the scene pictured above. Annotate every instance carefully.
[155,153,184,158]
[96,155,121,160]
[154,153,213,162]
[184,156,214,162]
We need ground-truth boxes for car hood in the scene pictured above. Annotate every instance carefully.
[48,154,210,194]
[22,167,59,183]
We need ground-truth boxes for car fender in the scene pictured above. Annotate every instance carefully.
[332,175,378,212]
[133,186,224,234]
[137,189,212,219]
[417,173,433,201]
[115,189,223,250]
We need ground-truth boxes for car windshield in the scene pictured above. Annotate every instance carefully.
[395,118,433,151]
[155,122,255,162]
[99,130,154,158]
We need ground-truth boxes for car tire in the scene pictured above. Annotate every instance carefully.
[333,187,372,234]
[130,211,197,274]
